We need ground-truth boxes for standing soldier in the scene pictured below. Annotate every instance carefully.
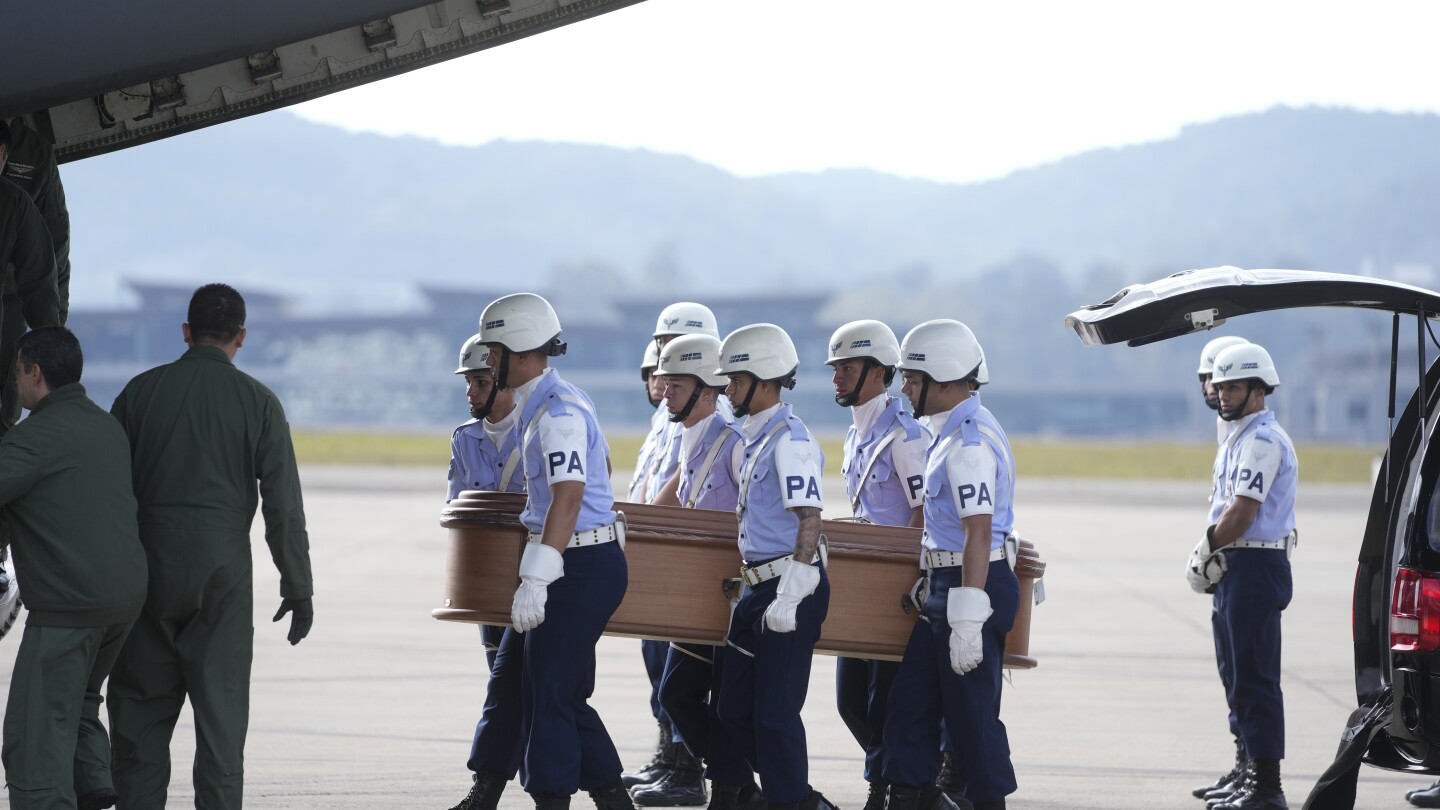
[106,283,314,810]
[882,319,1017,810]
[1185,343,1296,810]
[825,321,928,810]
[1,117,70,433]
[713,323,835,810]
[1190,334,1251,804]
[0,120,61,436]
[627,302,723,793]
[477,292,633,810]
[446,333,528,810]
[632,333,753,809]
[0,327,146,810]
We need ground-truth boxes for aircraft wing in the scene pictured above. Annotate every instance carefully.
[0,0,645,163]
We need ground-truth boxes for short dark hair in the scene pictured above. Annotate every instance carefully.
[17,326,83,389]
[0,120,10,152]
[188,283,246,344]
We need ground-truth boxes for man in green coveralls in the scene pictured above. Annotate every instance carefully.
[0,120,60,435]
[1,116,71,429]
[0,326,147,810]
[106,283,314,810]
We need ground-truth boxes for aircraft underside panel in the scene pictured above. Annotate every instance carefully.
[0,0,646,162]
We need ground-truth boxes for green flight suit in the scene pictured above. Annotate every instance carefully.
[107,344,312,810]
[0,383,146,810]
[0,180,60,436]
[2,120,71,429]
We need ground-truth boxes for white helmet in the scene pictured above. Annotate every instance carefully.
[478,293,567,356]
[975,356,990,385]
[826,320,901,367]
[898,319,986,384]
[654,302,720,339]
[1210,342,1280,388]
[1197,335,1249,375]
[453,333,490,375]
[717,324,799,384]
[641,341,660,374]
[655,334,728,388]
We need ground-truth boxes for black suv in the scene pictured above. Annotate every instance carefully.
[1064,265,1440,775]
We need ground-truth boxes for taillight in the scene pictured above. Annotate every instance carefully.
[1391,568,1440,651]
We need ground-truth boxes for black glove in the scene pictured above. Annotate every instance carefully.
[273,597,314,645]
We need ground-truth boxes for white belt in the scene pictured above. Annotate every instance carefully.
[1230,530,1297,555]
[923,546,1007,570]
[527,515,626,549]
[740,540,828,587]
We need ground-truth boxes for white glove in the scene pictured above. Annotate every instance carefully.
[512,543,564,632]
[1185,530,1228,594]
[762,560,821,633]
[947,587,992,675]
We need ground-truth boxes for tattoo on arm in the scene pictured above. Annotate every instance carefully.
[792,506,823,561]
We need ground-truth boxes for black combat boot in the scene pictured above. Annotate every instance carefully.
[535,795,572,810]
[449,770,508,810]
[632,744,707,806]
[1209,759,1286,810]
[624,722,679,788]
[770,790,840,810]
[861,782,888,810]
[590,781,638,810]
[77,787,119,810]
[934,753,974,809]
[1411,779,1440,808]
[707,783,765,810]
[1194,739,1247,800]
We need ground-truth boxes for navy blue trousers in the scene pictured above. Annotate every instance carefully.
[835,657,900,784]
[642,640,675,735]
[483,624,504,670]
[660,643,754,788]
[881,560,1019,804]
[468,625,524,778]
[520,542,628,796]
[1211,603,1242,750]
[1213,549,1291,761]
[716,570,829,805]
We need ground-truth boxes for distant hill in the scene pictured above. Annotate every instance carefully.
[61,105,1440,312]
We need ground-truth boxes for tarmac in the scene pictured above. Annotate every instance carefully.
[0,466,1432,809]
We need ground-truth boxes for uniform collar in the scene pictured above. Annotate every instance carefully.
[741,401,786,443]
[1224,408,1271,447]
[29,382,87,414]
[182,344,234,365]
[932,394,980,440]
[514,367,554,410]
[850,392,893,441]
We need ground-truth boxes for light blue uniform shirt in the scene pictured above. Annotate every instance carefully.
[1209,409,1297,541]
[735,403,825,562]
[921,394,1015,555]
[447,413,524,501]
[676,411,743,511]
[516,369,617,534]
[629,405,669,502]
[842,395,929,527]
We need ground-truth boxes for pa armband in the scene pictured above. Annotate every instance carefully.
[944,443,998,517]
[1233,437,1282,502]
[774,437,824,509]
[537,413,589,484]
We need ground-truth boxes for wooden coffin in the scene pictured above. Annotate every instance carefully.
[433,491,1046,668]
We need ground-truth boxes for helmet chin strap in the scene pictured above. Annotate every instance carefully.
[732,377,758,418]
[835,360,876,407]
[911,376,932,418]
[668,379,704,424]
[478,347,510,418]
[1218,381,1258,422]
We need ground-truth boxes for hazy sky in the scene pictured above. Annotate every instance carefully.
[295,1,1440,184]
